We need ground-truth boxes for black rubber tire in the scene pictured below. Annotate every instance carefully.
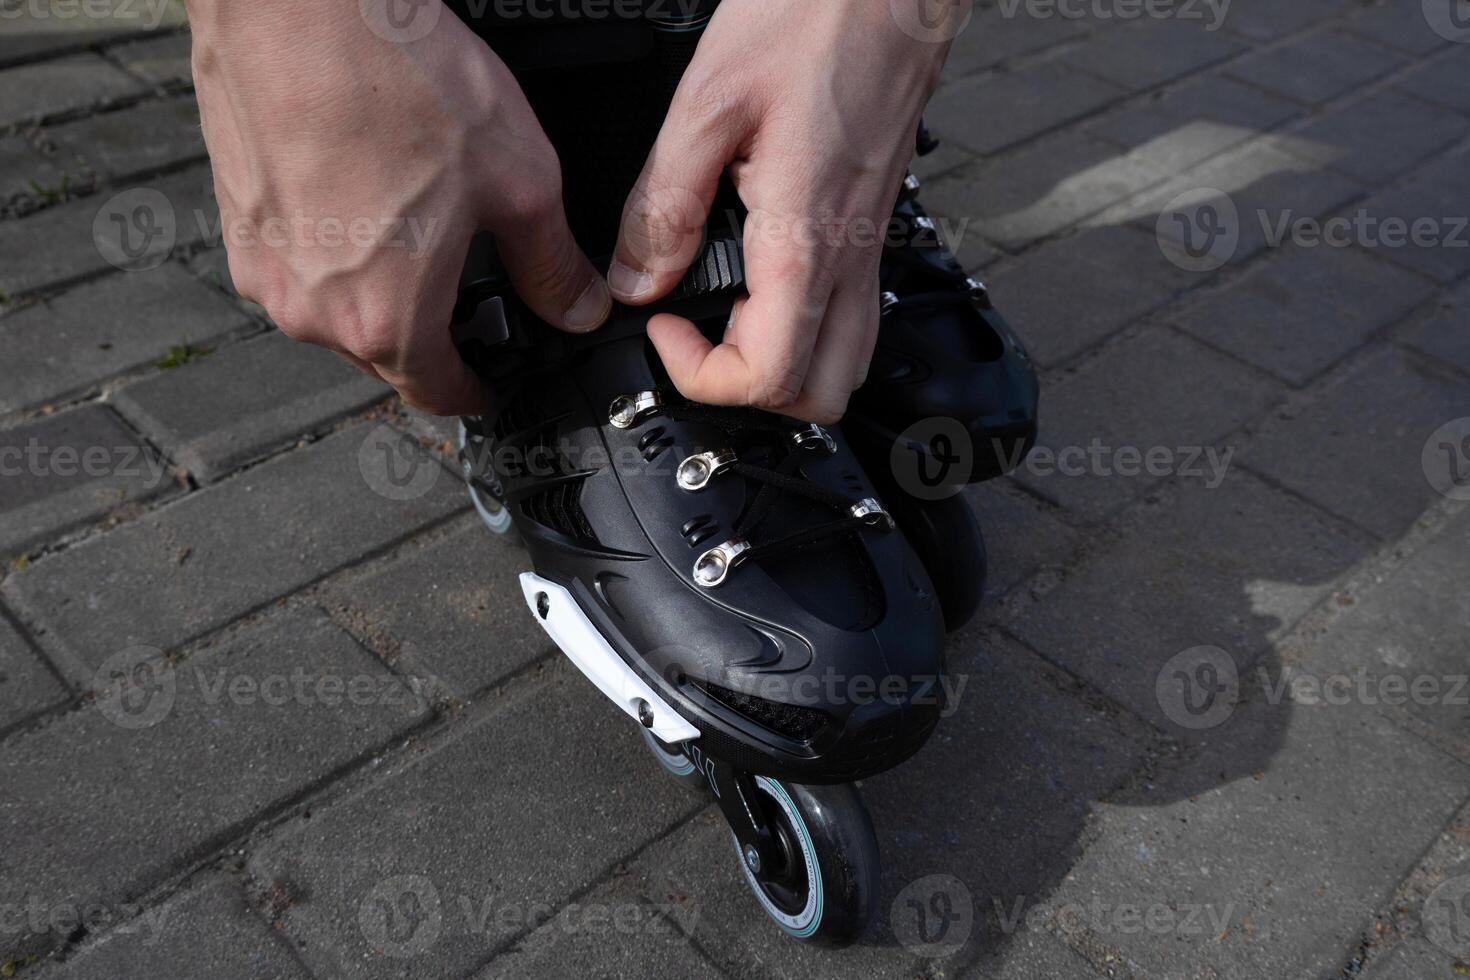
[736,779,880,947]
[888,492,987,633]
[638,728,709,794]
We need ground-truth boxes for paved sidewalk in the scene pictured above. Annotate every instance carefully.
[2,1,1470,977]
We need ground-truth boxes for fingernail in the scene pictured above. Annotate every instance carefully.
[564,278,612,332]
[608,260,654,301]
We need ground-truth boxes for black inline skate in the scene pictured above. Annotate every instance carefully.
[448,0,1038,945]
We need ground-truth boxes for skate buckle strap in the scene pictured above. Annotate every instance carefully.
[609,390,665,429]
[694,537,752,588]
[677,449,739,491]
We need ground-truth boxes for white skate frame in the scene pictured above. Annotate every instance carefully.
[519,573,700,745]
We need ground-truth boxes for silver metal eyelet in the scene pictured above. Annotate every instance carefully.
[693,538,751,588]
[880,291,900,316]
[676,449,737,491]
[609,390,664,429]
[914,215,937,235]
[965,276,989,300]
[851,498,895,531]
[790,424,836,455]
[902,173,922,197]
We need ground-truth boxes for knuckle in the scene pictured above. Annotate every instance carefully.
[344,318,402,366]
[751,372,805,411]
[678,63,746,135]
[505,166,563,226]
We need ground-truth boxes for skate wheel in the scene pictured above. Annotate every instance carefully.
[638,728,708,792]
[456,419,513,535]
[735,778,879,947]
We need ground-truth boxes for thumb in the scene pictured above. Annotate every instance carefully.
[610,107,739,305]
[489,178,611,334]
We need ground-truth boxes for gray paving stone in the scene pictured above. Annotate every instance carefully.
[1226,30,1405,106]
[0,135,66,210]
[470,875,716,980]
[0,53,142,129]
[0,166,216,297]
[1396,47,1470,115]
[1289,90,1470,184]
[1242,347,1470,539]
[612,637,1145,975]
[43,96,204,182]
[982,225,1199,368]
[1174,246,1435,387]
[0,263,255,414]
[1098,136,1366,267]
[109,30,193,87]
[1039,682,1470,978]
[1086,74,1303,175]
[111,329,388,483]
[246,659,699,980]
[1359,141,1470,284]
[0,1,185,68]
[1,424,465,682]
[965,929,1101,980]
[1016,327,1283,520]
[1010,469,1372,726]
[1346,0,1459,55]
[1401,284,1470,377]
[923,130,1168,251]
[1222,0,1361,42]
[943,4,1094,77]
[0,603,428,960]
[1293,507,1470,747]
[1361,937,1468,980]
[0,404,173,560]
[324,516,548,700]
[1064,16,1247,90]
[51,873,312,980]
[925,61,1129,157]
[0,611,67,733]
[964,480,1081,599]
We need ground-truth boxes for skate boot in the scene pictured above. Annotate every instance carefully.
[841,168,1041,634]
[453,252,948,945]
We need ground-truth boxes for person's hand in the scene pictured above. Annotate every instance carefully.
[609,0,960,424]
[187,0,611,415]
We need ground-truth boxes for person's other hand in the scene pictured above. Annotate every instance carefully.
[188,0,611,415]
[609,0,962,424]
